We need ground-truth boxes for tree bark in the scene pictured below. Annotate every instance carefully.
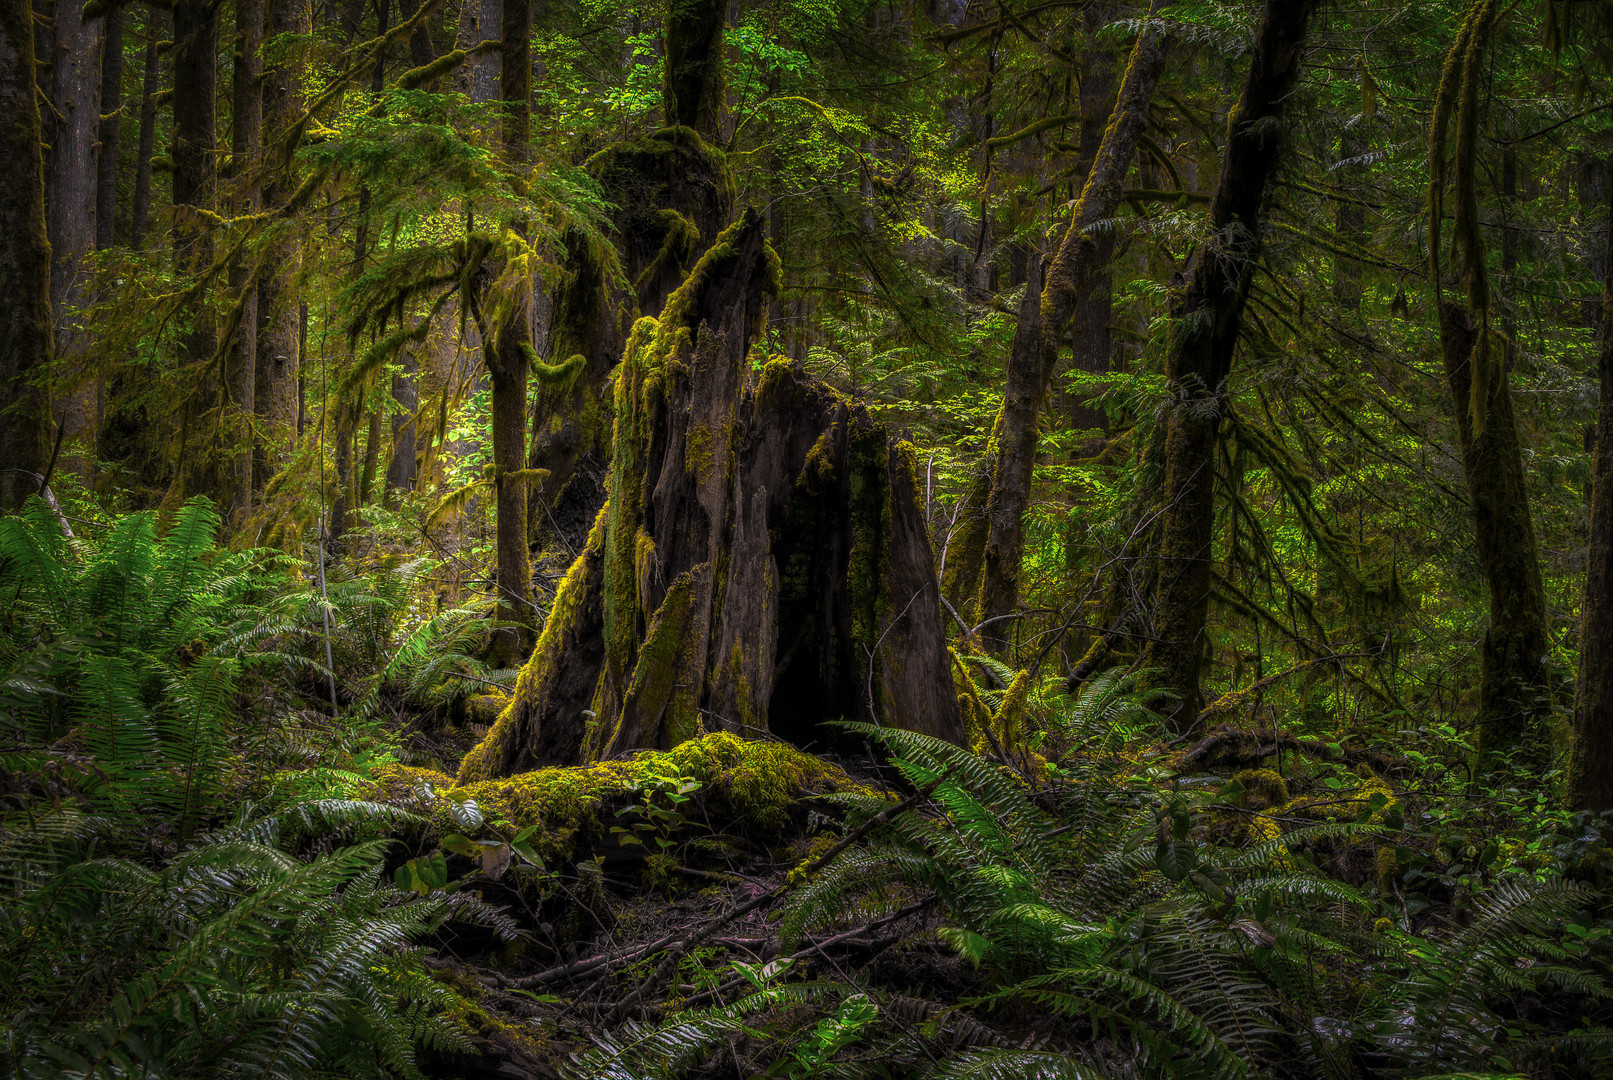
[457,213,964,781]
[47,0,105,475]
[482,0,535,667]
[1142,0,1317,730]
[254,0,311,493]
[1571,171,1613,810]
[945,4,1169,639]
[0,0,54,508]
[128,8,160,251]
[225,0,262,524]
[95,3,122,251]
[529,126,734,552]
[1428,0,1550,769]
[170,0,216,497]
[662,0,724,138]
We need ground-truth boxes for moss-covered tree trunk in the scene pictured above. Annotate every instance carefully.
[482,0,535,667]
[527,6,735,554]
[943,5,1169,641]
[169,0,217,497]
[0,0,53,509]
[459,213,963,780]
[254,0,310,493]
[662,0,725,138]
[1142,0,1315,730]
[1571,172,1613,811]
[1428,0,1550,769]
[129,9,161,251]
[224,0,262,525]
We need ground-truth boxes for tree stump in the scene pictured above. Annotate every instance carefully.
[459,211,962,779]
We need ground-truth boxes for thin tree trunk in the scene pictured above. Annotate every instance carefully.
[170,0,216,497]
[95,3,122,251]
[129,9,160,250]
[1428,0,1550,769]
[0,0,54,508]
[254,0,311,493]
[1142,0,1317,729]
[1571,168,1613,811]
[225,0,262,524]
[1065,2,1118,436]
[47,0,105,475]
[483,0,535,666]
[384,348,419,503]
[948,3,1169,640]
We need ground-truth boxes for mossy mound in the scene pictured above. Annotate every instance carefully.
[385,734,869,865]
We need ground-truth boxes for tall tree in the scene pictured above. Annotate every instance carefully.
[95,2,123,251]
[0,0,54,508]
[128,7,162,251]
[662,0,725,137]
[1427,0,1550,768]
[225,0,262,523]
[47,0,106,473]
[479,0,535,666]
[944,2,1169,639]
[1571,164,1613,811]
[254,0,311,493]
[171,0,217,495]
[1142,0,1317,729]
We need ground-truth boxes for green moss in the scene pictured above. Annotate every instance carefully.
[1231,768,1290,811]
[457,504,609,785]
[446,733,865,863]
[685,422,715,474]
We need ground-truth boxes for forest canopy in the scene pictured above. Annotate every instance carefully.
[7,0,1613,1076]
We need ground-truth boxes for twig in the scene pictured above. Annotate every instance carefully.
[603,782,938,1024]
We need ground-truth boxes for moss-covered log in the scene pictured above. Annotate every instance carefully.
[528,127,734,551]
[460,212,962,780]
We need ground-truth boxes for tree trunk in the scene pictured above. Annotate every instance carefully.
[384,347,419,503]
[946,4,1169,638]
[1142,0,1317,730]
[95,3,121,251]
[1571,172,1613,810]
[529,126,734,551]
[171,0,216,497]
[482,0,535,667]
[254,0,311,493]
[1065,2,1119,437]
[47,0,105,475]
[662,0,724,138]
[225,0,262,525]
[0,0,54,508]
[457,213,964,781]
[1428,0,1550,769]
[129,8,160,251]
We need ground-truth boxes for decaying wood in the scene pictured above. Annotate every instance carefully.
[460,213,963,779]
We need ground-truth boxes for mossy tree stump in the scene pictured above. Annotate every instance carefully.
[460,212,963,780]
[529,126,734,549]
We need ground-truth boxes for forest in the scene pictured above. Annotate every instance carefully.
[9,0,1613,1075]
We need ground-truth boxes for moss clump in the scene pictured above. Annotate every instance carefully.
[444,733,864,864]
[1231,768,1290,811]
